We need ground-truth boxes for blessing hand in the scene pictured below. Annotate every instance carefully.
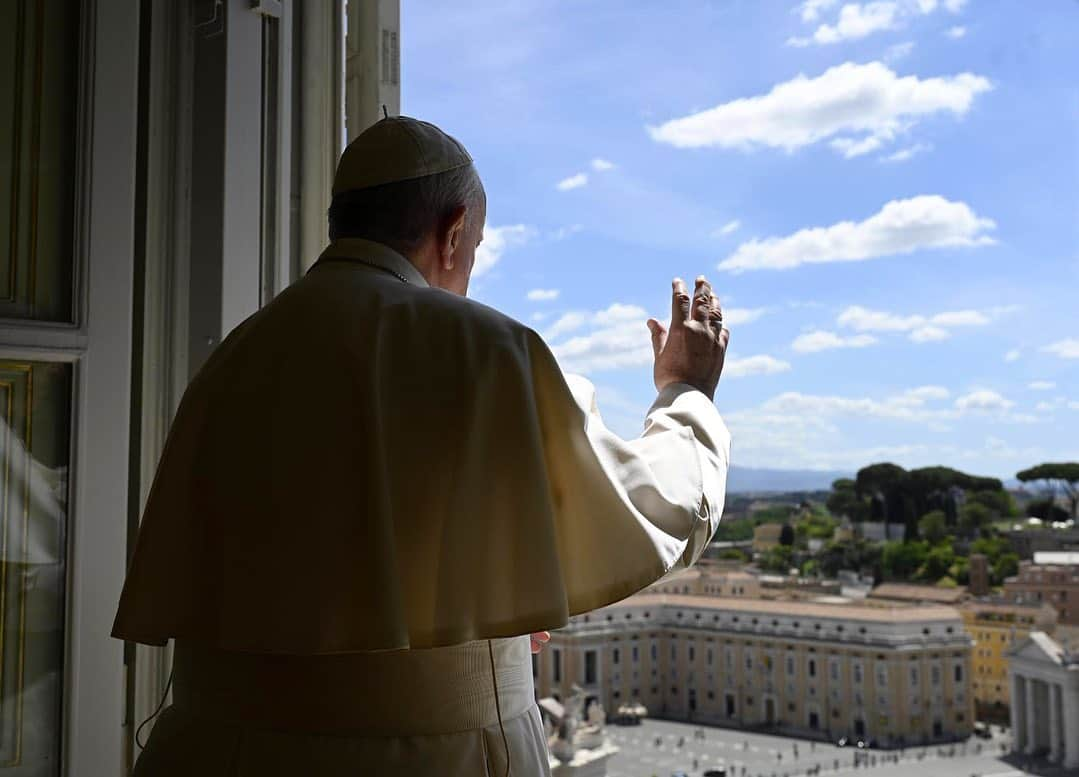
[530,631,551,654]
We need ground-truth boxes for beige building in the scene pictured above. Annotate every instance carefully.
[959,600,1057,720]
[868,583,969,606]
[647,567,760,598]
[536,594,974,748]
[752,522,785,553]
[1004,559,1079,625]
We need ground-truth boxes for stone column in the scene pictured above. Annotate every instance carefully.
[1048,683,1061,763]
[1063,682,1079,769]
[1025,677,1038,755]
[1010,674,1024,753]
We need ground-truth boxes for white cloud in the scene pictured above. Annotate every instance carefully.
[550,224,584,241]
[837,306,922,332]
[556,173,589,191]
[955,390,1015,413]
[712,220,741,237]
[838,304,1002,344]
[907,385,950,401]
[649,63,990,157]
[885,41,916,63]
[724,355,792,378]
[805,2,903,46]
[719,195,995,273]
[591,158,616,171]
[1005,348,1022,362]
[881,143,931,162]
[530,312,549,323]
[544,301,776,376]
[797,0,839,23]
[473,224,535,277]
[724,307,767,326]
[830,135,885,159]
[946,25,967,38]
[544,311,590,340]
[1042,339,1079,359]
[909,325,950,342]
[791,0,965,47]
[527,288,560,302]
[791,330,878,353]
[1028,381,1057,391]
[930,310,991,327]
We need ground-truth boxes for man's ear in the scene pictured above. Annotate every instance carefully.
[439,205,469,271]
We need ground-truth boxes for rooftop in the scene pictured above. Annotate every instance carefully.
[868,583,969,604]
[610,592,962,623]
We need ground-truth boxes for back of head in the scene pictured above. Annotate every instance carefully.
[328,116,484,255]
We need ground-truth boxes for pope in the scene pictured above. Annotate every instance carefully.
[113,116,732,776]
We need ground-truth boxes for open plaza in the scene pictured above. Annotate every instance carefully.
[601,718,1061,777]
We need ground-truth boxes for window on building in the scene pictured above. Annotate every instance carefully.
[830,661,839,681]
[954,664,963,683]
[553,649,562,683]
[632,646,639,663]
[808,659,817,678]
[931,666,941,685]
[585,650,597,685]
[689,646,695,662]
[853,662,863,684]
[787,655,795,676]
[613,647,620,665]
[707,648,713,665]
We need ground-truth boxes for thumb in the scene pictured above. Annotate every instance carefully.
[647,318,668,357]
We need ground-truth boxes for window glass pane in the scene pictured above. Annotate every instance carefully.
[0,360,71,776]
[0,1,78,323]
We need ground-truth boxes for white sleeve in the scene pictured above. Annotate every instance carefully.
[563,374,731,576]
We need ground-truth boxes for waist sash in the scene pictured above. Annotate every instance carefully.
[171,635,535,736]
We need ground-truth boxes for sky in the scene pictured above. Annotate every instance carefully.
[401,0,1079,478]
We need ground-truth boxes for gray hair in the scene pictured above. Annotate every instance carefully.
[327,164,484,254]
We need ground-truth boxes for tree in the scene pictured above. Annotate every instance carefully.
[958,503,993,535]
[922,544,956,581]
[881,540,929,580]
[967,489,1019,518]
[779,523,795,546]
[918,510,949,544]
[760,545,793,573]
[1017,463,1079,519]
[993,552,1020,584]
[1027,498,1070,523]
[827,479,869,522]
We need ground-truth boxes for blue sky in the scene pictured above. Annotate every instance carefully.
[402,0,1078,477]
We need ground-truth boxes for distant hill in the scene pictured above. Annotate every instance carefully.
[727,465,851,494]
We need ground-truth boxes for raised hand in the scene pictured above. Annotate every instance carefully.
[646,276,729,401]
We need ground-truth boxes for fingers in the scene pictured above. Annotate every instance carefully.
[671,278,690,326]
[691,276,714,323]
[647,318,668,357]
[530,631,551,654]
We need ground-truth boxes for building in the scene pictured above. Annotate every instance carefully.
[868,583,969,606]
[968,554,990,597]
[1004,559,1079,625]
[536,594,974,748]
[958,600,1057,720]
[0,1,401,771]
[753,522,785,553]
[1008,632,1079,768]
[1004,527,1079,560]
[647,567,762,598]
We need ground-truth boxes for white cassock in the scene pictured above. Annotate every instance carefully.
[113,238,731,776]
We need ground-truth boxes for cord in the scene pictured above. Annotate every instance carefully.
[135,667,174,749]
[487,639,512,777]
